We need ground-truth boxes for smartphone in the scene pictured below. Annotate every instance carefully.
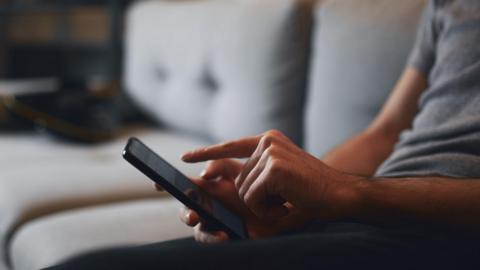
[123,137,249,240]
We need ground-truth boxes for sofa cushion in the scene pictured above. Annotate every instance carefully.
[125,0,312,144]
[0,130,205,269]
[9,198,192,270]
[209,0,311,143]
[305,0,426,156]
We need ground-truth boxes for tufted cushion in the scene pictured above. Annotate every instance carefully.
[125,0,312,144]
[305,0,426,156]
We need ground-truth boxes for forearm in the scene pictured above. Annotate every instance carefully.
[345,176,480,233]
[322,68,427,177]
[322,130,397,177]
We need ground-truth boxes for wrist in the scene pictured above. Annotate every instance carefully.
[323,170,371,221]
[345,176,373,220]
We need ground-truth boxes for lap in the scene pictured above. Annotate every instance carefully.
[46,223,480,270]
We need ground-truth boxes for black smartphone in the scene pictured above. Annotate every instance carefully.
[123,137,249,240]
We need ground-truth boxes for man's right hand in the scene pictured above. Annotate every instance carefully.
[157,158,311,243]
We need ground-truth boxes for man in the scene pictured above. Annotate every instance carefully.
[49,0,480,269]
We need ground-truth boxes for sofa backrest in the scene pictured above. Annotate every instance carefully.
[305,0,426,157]
[125,0,428,153]
[125,0,312,144]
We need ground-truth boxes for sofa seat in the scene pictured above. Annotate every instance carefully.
[9,198,191,270]
[0,129,206,270]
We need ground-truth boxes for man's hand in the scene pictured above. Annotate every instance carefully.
[158,129,480,240]
[157,158,311,243]
[182,130,362,223]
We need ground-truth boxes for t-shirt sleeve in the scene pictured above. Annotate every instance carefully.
[407,0,438,75]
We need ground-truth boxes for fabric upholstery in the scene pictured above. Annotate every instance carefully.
[9,198,191,270]
[125,0,312,144]
[305,0,426,156]
[0,130,205,269]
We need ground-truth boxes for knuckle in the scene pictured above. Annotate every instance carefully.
[259,135,272,146]
[268,158,285,175]
[266,129,290,143]
[266,129,282,137]
[264,145,279,157]
[264,146,274,156]
[261,131,280,145]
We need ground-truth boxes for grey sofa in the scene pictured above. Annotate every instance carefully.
[0,0,425,269]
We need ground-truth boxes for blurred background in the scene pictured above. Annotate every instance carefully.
[0,0,139,142]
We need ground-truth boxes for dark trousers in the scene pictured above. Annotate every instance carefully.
[46,223,480,270]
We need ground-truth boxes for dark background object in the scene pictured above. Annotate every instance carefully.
[0,0,132,81]
[5,90,120,143]
[0,0,151,142]
[4,87,151,144]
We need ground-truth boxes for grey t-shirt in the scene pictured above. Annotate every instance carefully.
[376,0,480,178]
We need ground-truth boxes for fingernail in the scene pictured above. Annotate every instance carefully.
[181,152,191,161]
[185,212,192,223]
[200,169,207,178]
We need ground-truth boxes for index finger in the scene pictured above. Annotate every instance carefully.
[181,135,261,163]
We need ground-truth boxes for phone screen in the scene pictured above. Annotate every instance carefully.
[123,138,248,239]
